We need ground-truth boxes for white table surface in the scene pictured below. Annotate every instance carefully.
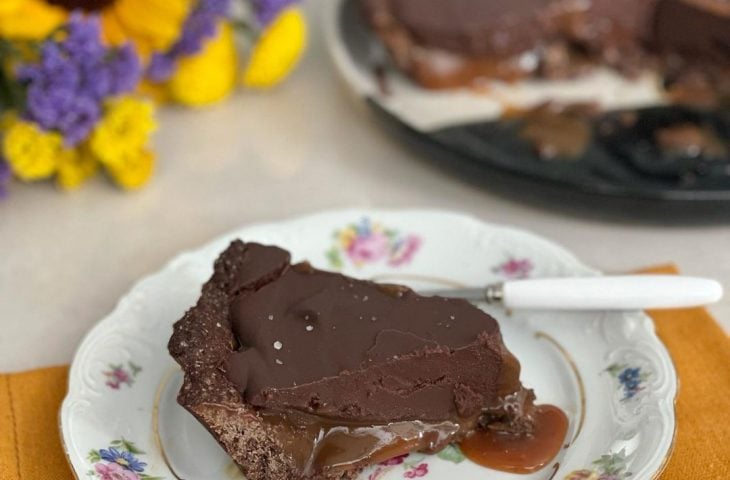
[0,1,728,372]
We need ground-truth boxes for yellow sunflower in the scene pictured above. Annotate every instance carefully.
[0,0,191,60]
[0,0,66,39]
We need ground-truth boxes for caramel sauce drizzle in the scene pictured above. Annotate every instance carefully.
[460,405,569,474]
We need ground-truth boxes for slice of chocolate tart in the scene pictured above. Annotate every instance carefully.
[169,241,536,480]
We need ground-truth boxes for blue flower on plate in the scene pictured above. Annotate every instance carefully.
[607,364,649,400]
[618,367,643,398]
[98,447,147,472]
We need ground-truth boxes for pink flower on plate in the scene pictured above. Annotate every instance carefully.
[94,462,140,480]
[346,231,390,264]
[103,362,141,390]
[112,368,130,382]
[404,463,429,478]
[493,258,533,279]
[388,235,422,267]
[104,368,130,389]
[380,453,409,466]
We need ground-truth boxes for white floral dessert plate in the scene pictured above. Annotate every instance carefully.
[61,209,677,480]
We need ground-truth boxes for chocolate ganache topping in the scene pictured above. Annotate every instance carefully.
[222,243,519,423]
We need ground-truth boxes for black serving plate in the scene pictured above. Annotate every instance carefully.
[326,0,730,222]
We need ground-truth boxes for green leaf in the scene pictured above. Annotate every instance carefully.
[605,364,625,377]
[140,475,165,480]
[120,438,145,455]
[129,362,142,376]
[86,450,101,463]
[592,451,628,475]
[592,454,614,470]
[437,444,466,463]
[326,248,343,269]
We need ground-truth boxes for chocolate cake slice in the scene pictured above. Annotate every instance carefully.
[360,0,659,88]
[360,0,729,103]
[169,241,533,480]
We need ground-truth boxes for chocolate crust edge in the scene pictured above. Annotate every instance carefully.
[168,240,361,480]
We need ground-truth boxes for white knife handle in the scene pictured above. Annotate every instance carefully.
[502,275,723,310]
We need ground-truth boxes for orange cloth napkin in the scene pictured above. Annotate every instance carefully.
[0,266,728,480]
[0,365,70,480]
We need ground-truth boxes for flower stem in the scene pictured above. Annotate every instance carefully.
[230,19,257,37]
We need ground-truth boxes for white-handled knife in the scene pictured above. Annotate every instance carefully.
[421,275,723,310]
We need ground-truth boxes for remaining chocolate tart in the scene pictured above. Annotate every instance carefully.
[360,0,729,104]
[169,241,543,480]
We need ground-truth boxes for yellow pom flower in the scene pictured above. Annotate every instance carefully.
[338,228,356,249]
[2,120,64,181]
[168,22,237,106]
[243,7,307,89]
[106,149,154,190]
[0,0,66,40]
[90,97,156,168]
[57,148,99,191]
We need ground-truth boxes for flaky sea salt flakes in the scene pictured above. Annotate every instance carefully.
[450,315,455,320]
[363,296,369,302]
[268,314,274,320]
[273,341,283,350]
[275,359,284,365]
[305,325,314,332]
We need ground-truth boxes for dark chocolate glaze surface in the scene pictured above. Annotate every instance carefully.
[366,0,660,57]
[388,0,550,56]
[222,242,511,423]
